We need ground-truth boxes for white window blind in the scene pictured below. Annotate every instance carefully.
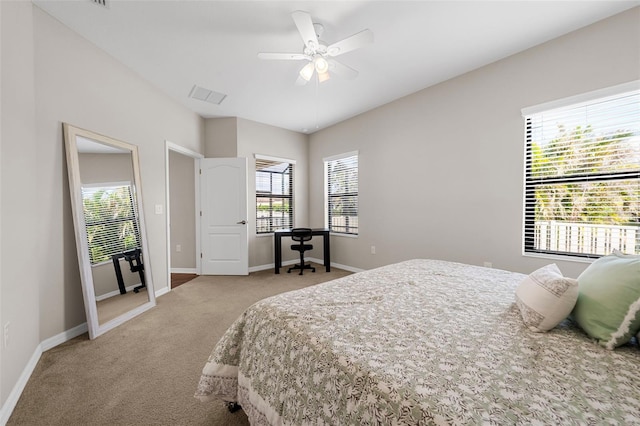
[325,152,358,235]
[523,89,640,257]
[82,182,142,264]
[255,157,293,233]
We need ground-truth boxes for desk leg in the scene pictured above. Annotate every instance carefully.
[324,233,331,272]
[274,234,282,274]
[112,257,127,294]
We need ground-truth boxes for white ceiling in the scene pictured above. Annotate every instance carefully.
[33,0,639,134]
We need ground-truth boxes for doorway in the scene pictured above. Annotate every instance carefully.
[165,141,203,291]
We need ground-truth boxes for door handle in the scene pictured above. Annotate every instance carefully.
[237,220,247,225]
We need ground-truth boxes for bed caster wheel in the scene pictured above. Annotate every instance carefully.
[226,402,241,413]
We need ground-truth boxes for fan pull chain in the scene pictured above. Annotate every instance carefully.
[315,74,319,129]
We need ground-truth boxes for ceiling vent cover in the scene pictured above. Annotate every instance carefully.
[90,0,110,8]
[189,85,227,105]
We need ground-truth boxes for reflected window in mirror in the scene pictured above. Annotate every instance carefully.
[81,182,141,265]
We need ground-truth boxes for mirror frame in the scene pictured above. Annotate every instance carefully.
[64,123,156,339]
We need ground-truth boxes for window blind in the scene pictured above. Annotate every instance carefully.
[326,152,358,235]
[523,89,640,257]
[81,183,141,264]
[255,157,293,233]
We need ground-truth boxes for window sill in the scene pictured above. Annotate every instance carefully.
[331,232,358,239]
[522,251,595,264]
[256,233,274,238]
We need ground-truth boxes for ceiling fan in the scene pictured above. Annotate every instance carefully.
[258,11,374,85]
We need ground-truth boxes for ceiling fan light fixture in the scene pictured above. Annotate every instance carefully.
[313,56,329,74]
[318,71,330,83]
[299,62,315,81]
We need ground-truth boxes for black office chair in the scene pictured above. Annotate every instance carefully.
[287,228,316,275]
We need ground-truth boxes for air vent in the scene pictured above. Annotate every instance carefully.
[90,0,110,8]
[188,85,227,105]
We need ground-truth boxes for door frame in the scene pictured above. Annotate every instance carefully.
[164,141,203,292]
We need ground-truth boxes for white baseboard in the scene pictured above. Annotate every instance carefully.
[41,322,88,352]
[155,285,171,298]
[0,322,88,426]
[248,259,298,273]
[249,258,363,274]
[307,257,364,273]
[94,284,141,302]
[170,267,197,274]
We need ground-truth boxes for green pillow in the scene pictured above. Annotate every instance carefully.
[572,250,640,349]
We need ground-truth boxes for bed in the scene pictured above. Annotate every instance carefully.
[195,259,640,425]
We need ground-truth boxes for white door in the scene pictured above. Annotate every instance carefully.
[200,158,248,275]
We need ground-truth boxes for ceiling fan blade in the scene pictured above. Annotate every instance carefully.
[326,29,374,57]
[328,59,359,80]
[291,10,319,50]
[258,52,309,61]
[295,75,310,86]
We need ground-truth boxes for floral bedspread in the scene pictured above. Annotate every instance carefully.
[195,259,640,425]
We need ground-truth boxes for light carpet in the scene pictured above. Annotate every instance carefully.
[8,264,351,425]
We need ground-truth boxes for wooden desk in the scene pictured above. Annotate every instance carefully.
[274,228,330,274]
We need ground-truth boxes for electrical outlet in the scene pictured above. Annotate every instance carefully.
[154,204,163,215]
[176,244,182,252]
[371,246,376,255]
[483,261,493,268]
[3,322,9,348]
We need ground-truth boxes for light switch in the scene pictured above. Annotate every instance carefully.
[155,204,163,215]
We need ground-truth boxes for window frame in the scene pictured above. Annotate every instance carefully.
[255,154,295,234]
[324,151,359,236]
[521,82,640,259]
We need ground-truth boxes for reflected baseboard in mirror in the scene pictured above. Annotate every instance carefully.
[64,123,156,339]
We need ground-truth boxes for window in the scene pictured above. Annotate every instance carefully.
[255,156,294,234]
[523,85,640,257]
[325,152,358,235]
[81,182,141,264]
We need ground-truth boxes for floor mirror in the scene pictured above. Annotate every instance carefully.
[64,123,156,339]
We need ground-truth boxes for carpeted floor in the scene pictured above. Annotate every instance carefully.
[8,264,351,425]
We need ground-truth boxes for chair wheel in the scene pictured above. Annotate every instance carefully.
[226,402,241,413]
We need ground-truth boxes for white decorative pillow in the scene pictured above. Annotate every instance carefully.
[515,264,579,332]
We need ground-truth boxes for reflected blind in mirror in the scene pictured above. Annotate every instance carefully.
[81,182,142,264]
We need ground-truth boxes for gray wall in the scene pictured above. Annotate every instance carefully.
[205,117,238,158]
[78,153,134,184]
[1,2,204,410]
[169,150,197,270]
[309,7,640,278]
[1,0,39,410]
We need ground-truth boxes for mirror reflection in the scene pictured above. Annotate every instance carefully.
[65,124,155,339]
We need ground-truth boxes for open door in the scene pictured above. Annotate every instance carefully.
[200,158,248,275]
